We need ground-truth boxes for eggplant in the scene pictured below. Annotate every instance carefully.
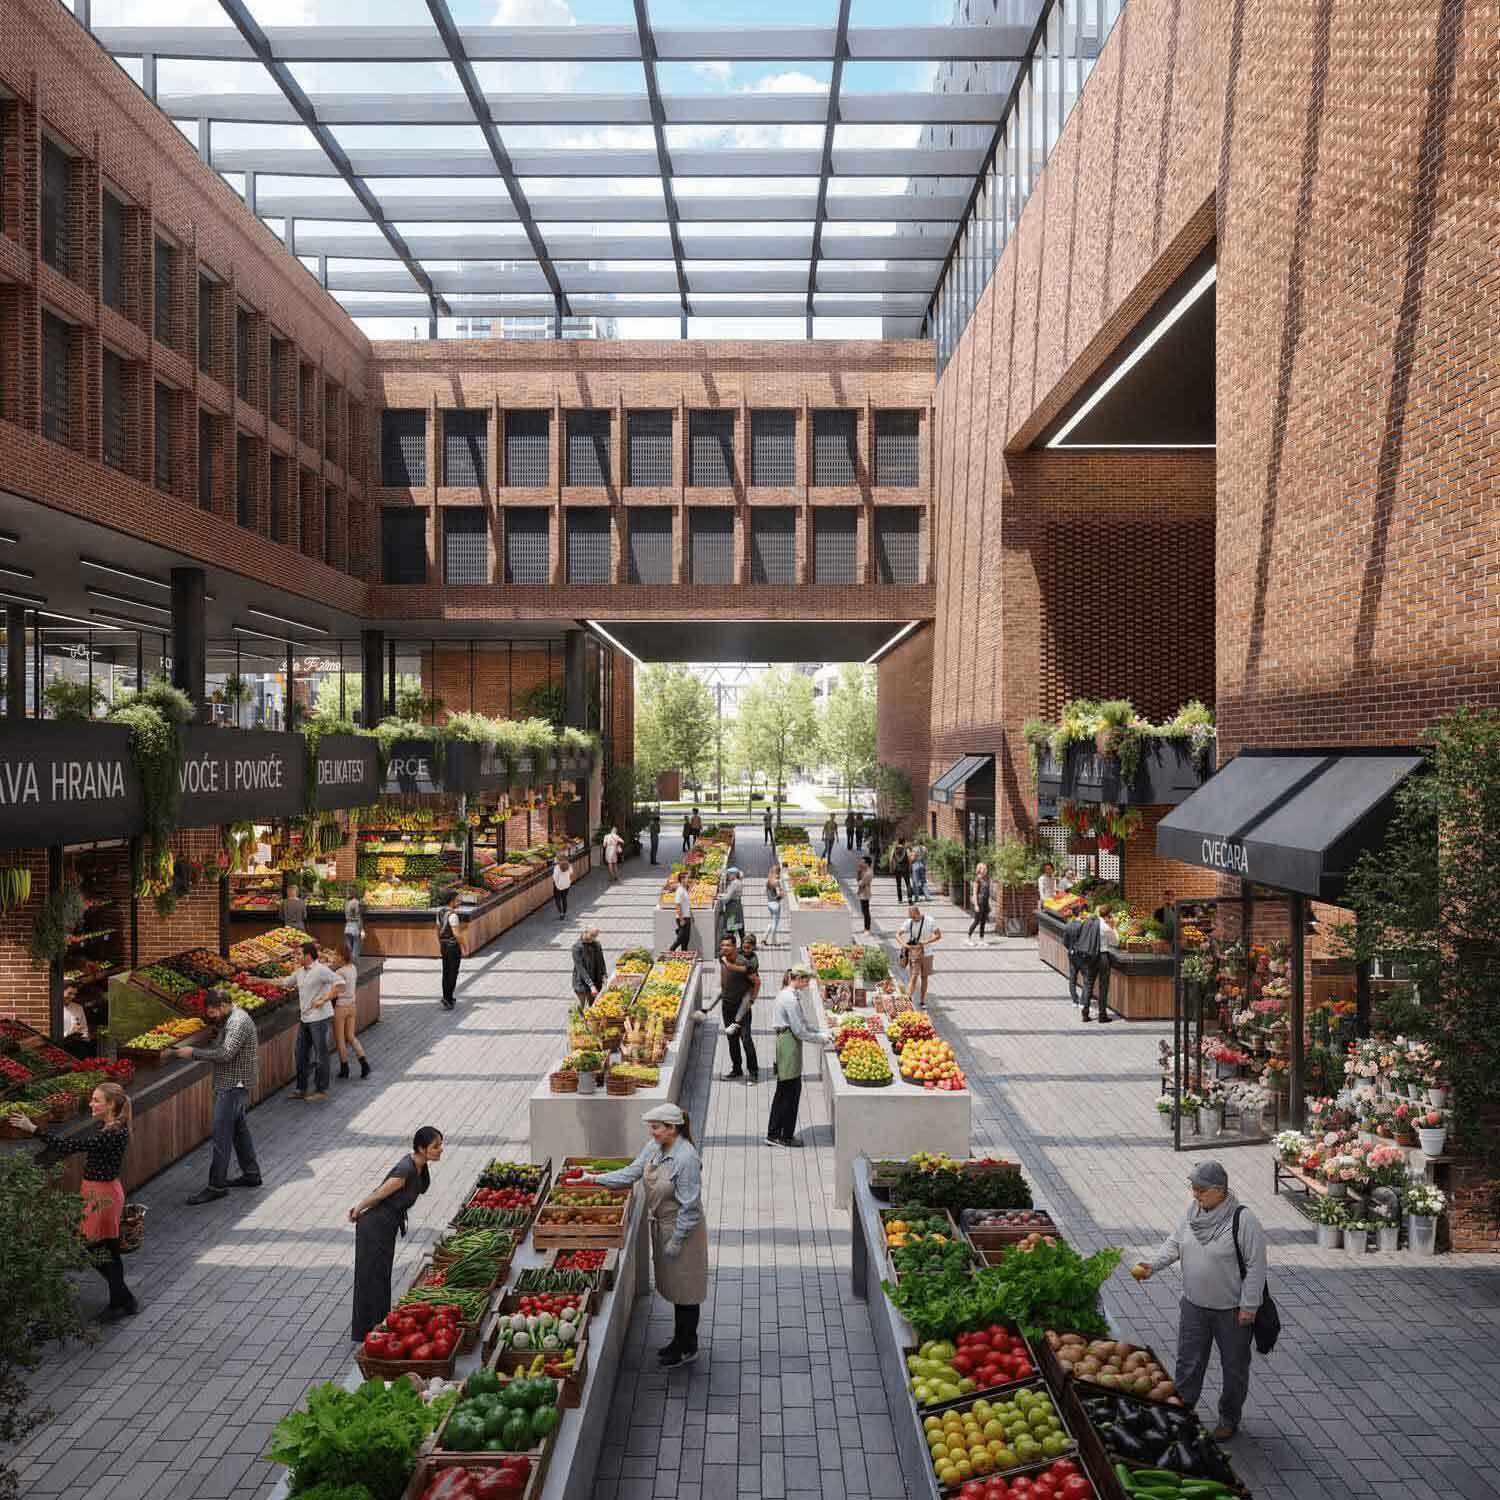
[1103,1426,1154,1463]
[1194,1437,1238,1484]
[1161,1438,1201,1474]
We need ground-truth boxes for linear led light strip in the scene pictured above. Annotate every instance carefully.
[86,586,171,616]
[79,557,216,599]
[247,605,327,635]
[1048,264,1218,450]
[865,620,922,665]
[234,624,302,648]
[584,620,643,665]
[90,609,163,631]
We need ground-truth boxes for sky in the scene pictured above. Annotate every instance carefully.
[74,0,988,342]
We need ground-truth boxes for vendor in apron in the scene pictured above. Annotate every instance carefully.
[766,966,833,1149]
[582,1103,708,1369]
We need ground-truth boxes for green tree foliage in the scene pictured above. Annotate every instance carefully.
[817,664,876,807]
[734,666,817,806]
[635,666,716,788]
[872,761,914,823]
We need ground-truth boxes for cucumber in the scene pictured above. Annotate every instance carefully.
[1132,1473,1183,1487]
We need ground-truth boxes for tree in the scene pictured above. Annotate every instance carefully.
[634,666,716,791]
[734,666,818,816]
[817,664,877,810]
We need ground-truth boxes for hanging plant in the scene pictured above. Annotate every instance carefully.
[107,677,194,848]
[29,885,85,967]
[0,865,33,912]
[41,679,105,723]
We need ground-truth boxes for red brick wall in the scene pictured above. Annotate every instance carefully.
[875,625,933,837]
[1120,807,1222,910]
[136,829,223,964]
[0,848,54,1033]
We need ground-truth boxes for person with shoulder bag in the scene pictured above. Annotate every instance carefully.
[436,891,463,1010]
[897,903,941,1008]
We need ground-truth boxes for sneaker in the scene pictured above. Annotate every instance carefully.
[662,1348,699,1368]
[306,1091,330,1102]
[766,1136,787,1148]
[721,1070,745,1082]
[289,1091,308,1100]
[781,1136,805,1148]
[226,1175,263,1188]
[186,1187,228,1205]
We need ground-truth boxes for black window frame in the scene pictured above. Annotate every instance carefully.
[443,409,488,488]
[101,193,126,312]
[812,409,858,487]
[270,454,287,543]
[269,339,285,425]
[627,409,673,487]
[39,136,72,278]
[813,506,858,585]
[40,312,71,446]
[566,507,612,585]
[197,274,216,375]
[198,408,216,509]
[749,506,797,585]
[504,506,551,585]
[566,410,611,487]
[443,506,489,585]
[688,507,735,586]
[236,306,252,402]
[380,506,427,585]
[688,409,734,488]
[750,409,796,487]
[504,410,550,487]
[237,432,253,528]
[380,409,427,487]
[153,382,173,493]
[874,506,922,584]
[874,410,920,488]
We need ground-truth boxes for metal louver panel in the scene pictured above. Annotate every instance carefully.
[270,454,287,542]
[812,409,858,486]
[813,507,857,584]
[444,506,489,583]
[874,506,920,583]
[505,410,550,486]
[750,506,796,584]
[751,409,796,487]
[269,340,285,425]
[198,276,215,373]
[198,410,215,508]
[40,313,71,446]
[689,507,734,585]
[102,350,126,472]
[628,507,673,584]
[689,410,734,487]
[381,506,427,584]
[505,506,551,584]
[324,486,336,565]
[236,308,251,400]
[567,410,612,486]
[153,382,172,491]
[40,138,71,277]
[628,410,673,487]
[154,240,174,345]
[443,409,488,487]
[381,409,427,486]
[874,410,920,487]
[237,433,253,527]
[567,508,612,584]
[102,194,125,312]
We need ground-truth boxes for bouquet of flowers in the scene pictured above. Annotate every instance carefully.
[1363,1142,1410,1188]
[1321,1152,1365,1187]
[1403,1183,1446,1217]
[1346,1037,1386,1082]
[1273,1129,1310,1164]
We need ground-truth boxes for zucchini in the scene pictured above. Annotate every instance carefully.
[1131,1474,1183,1487]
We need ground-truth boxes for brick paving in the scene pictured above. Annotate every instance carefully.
[12,825,1500,1500]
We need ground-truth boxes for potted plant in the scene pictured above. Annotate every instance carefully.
[1195,1086,1224,1139]
[1411,1107,1447,1156]
[1321,1153,1359,1199]
[1373,1203,1401,1253]
[1273,1129,1310,1165]
[1232,1081,1271,1136]
[1403,1183,1445,1256]
[1154,1095,1177,1135]
[1177,1091,1202,1134]
[1311,1194,1347,1249]
[1342,1217,1376,1257]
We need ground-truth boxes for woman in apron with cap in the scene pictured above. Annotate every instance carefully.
[582,1103,708,1368]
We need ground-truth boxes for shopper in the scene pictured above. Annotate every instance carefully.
[7,1081,137,1320]
[763,863,784,947]
[552,853,573,918]
[580,1104,707,1368]
[649,810,661,865]
[911,844,930,902]
[1038,861,1061,904]
[1154,890,1179,939]
[1062,908,1100,1011]
[279,941,340,1099]
[572,925,607,1009]
[764,807,774,846]
[331,942,370,1080]
[854,812,866,850]
[967,862,993,946]
[714,935,759,1083]
[682,811,695,851]
[281,882,308,932]
[845,810,856,850]
[672,875,695,953]
[891,839,911,904]
[897,903,942,1007]
[1131,1161,1267,1442]
[1085,907,1119,1024]
[821,815,838,862]
[343,888,365,959]
[766,966,831,1148]
[856,858,873,933]
[603,825,624,881]
[436,892,463,1009]
[349,1125,445,1341]
[717,866,745,948]
[688,810,703,848]
[167,988,263,1200]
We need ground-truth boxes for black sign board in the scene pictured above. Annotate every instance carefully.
[447,742,513,796]
[311,734,379,811]
[0,723,143,851]
[178,727,304,827]
[384,738,444,796]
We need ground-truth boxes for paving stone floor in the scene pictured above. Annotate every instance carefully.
[11,825,1500,1500]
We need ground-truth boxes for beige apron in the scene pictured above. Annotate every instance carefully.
[644,1152,709,1306]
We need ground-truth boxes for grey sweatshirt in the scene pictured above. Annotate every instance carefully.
[1147,1200,1267,1311]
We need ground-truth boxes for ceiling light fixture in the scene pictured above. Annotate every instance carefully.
[0,586,48,607]
[79,557,170,591]
[85,586,172,616]
[0,531,19,545]
[1048,263,1218,449]
[88,609,159,631]
[234,624,299,648]
[865,620,922,665]
[0,564,34,582]
[246,605,328,635]
[584,620,643,666]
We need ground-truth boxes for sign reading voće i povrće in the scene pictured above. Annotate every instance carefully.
[178,727,304,825]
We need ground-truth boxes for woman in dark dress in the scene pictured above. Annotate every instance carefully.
[348,1125,444,1340]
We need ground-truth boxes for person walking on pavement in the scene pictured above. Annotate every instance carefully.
[897,904,942,1008]
[711,935,759,1083]
[343,888,365,959]
[682,811,695,851]
[1087,906,1120,1023]
[350,1125,445,1341]
[572,924,607,1010]
[764,863,785,947]
[856,857,873,933]
[672,875,695,953]
[1065,907,1115,1023]
[1062,907,1096,1010]
[821,815,838,862]
[1131,1161,1269,1442]
[552,853,573,918]
[891,839,911,904]
[281,881,308,932]
[167,988,262,1201]
[331,941,370,1079]
[436,891,463,1009]
[854,811,866,850]
[967,862,993,946]
[580,1104,707,1368]
[764,807,774,845]
[688,809,703,848]
[911,844,930,902]
[766,966,832,1148]
[603,824,624,881]
[278,941,341,1098]
[649,810,661,865]
[717,866,745,948]
[845,810,856,850]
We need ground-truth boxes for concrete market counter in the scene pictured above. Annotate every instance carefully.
[528,960,704,1164]
[1035,911,1172,1019]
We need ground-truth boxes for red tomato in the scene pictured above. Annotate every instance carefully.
[1058,1479,1093,1498]
[960,1483,988,1500]
[985,1325,1007,1341]
[403,1332,426,1354]
[411,1341,436,1361]
[951,1355,974,1376]
[1047,1461,1078,1478]
[979,1366,1002,1386]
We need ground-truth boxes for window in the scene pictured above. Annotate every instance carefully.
[443,409,487,487]
[324,388,338,464]
[875,410,920,487]
[567,508,611,584]
[689,410,734,487]
[627,507,673,584]
[270,455,287,542]
[504,410,549,486]
[40,313,71,446]
[813,508,858,584]
[198,275,215,374]
[566,410,611,486]
[751,409,796,487]
[40,138,71,277]
[323,487,336,566]
[236,308,251,401]
[102,194,126,312]
[628,410,672,487]
[813,410,858,486]
[689,508,734,585]
[198,410,215,508]
[444,507,489,584]
[380,409,426,487]
[505,507,550,584]
[269,339,285,424]
[874,507,921,584]
[237,433,252,527]
[750,507,796,585]
[153,239,174,345]
[381,507,427,585]
[102,349,126,472]
[154,383,173,492]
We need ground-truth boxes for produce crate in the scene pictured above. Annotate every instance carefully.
[408,1254,510,1299]
[919,1381,1085,1497]
[401,1454,542,1500]
[490,1338,590,1410]
[429,1399,554,1485]
[903,1320,1043,1416]
[432,1230,518,1279]
[540,1246,618,1291]
[959,1207,1060,1249]
[530,1204,630,1251]
[1046,1336,1184,1412]
[879,1207,962,1258]
[354,1345,459,1382]
[558,1155,632,1175]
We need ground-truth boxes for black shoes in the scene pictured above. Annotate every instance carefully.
[98,1299,139,1323]
[659,1346,699,1368]
[227,1175,262,1188]
[338,1062,350,1079]
[766,1135,803,1148]
[359,1057,371,1078]
[187,1187,228,1205]
[1080,1012,1092,1022]
[721,1070,744,1082]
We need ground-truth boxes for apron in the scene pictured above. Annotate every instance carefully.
[80,1178,124,1242]
[775,1028,803,1083]
[644,1154,708,1307]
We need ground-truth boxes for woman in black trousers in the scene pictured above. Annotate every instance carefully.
[350,1126,444,1340]
[437,892,462,1009]
[967,863,993,946]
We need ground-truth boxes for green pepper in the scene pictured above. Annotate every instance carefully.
[530,1405,560,1440]
[465,1368,501,1397]
[503,1412,533,1452]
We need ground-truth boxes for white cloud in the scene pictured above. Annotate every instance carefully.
[692,61,734,87]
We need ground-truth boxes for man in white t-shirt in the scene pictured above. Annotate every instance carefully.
[278,941,343,1099]
[673,878,695,953]
[897,904,942,1008]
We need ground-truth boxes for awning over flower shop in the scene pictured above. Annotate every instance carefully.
[1155,748,1426,902]
[929,754,993,807]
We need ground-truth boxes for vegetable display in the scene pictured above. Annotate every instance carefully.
[1078,1391,1240,1489]
[907,1326,1036,1407]
[415,1461,533,1499]
[924,1385,1076,1489]
[441,1364,561,1454]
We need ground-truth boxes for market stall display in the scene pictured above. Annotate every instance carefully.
[778,836,853,947]
[651,826,733,952]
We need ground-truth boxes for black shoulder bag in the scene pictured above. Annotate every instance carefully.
[1232,1205,1281,1354]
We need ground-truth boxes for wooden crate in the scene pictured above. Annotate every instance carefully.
[541,1246,619,1291]
[530,1210,630,1251]
[428,1401,553,1485]
[355,1345,458,1383]
[401,1454,542,1500]
[491,1338,589,1409]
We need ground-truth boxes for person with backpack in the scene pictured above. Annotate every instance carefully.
[437,891,463,1010]
[1130,1160,1273,1442]
[1062,907,1114,1021]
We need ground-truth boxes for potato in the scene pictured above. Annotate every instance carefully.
[1149,1382,1176,1401]
[1116,1343,1138,1360]
[1078,1358,1101,1376]
[1123,1352,1148,1372]
[1088,1341,1116,1357]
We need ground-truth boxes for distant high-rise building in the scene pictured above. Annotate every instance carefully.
[447,262,618,341]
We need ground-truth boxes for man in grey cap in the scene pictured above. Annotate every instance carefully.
[1131,1161,1268,1442]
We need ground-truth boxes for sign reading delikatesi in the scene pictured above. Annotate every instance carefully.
[311,733,380,811]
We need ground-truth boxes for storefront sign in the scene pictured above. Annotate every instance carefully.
[0,723,143,850]
[178,728,304,826]
[311,734,379,811]
[1200,837,1250,875]
[384,739,443,796]
[448,742,513,796]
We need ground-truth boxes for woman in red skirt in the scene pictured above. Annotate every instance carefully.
[7,1080,137,1320]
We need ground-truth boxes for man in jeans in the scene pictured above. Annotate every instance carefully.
[713,935,759,1083]
[673,876,695,953]
[170,988,261,1204]
[279,941,342,1100]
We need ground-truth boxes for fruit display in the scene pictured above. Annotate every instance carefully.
[883,1211,956,1249]
[811,943,857,980]
[439,1366,561,1455]
[888,1010,938,1050]
[615,946,652,974]
[838,1036,893,1085]
[552,1249,607,1272]
[122,1016,206,1051]
[132,963,199,999]
[966,1210,1058,1233]
[164,948,236,984]
[413,1459,535,1498]
[478,1160,548,1191]
[907,1326,1037,1407]
[610,1062,660,1087]
[1046,1335,1178,1403]
[1076,1389,1240,1486]
[955,1458,1095,1499]
[548,1186,628,1208]
[257,925,318,950]
[924,1385,1076,1488]
[659,875,717,908]
[899,1037,967,1090]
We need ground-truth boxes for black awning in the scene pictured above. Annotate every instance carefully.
[930,754,993,807]
[1155,749,1426,901]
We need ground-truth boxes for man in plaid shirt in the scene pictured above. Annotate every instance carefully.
[168,988,262,1203]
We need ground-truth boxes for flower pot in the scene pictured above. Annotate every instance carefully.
[1377,1225,1400,1252]
[1407,1214,1438,1256]
[1426,1088,1448,1109]
[1196,1106,1223,1138]
[1238,1109,1264,1138]
[1325,1180,1348,1200]
[576,1071,597,1095]
[1314,1224,1343,1249]
[1158,1111,1176,1135]
[1416,1128,1447,1156]
[1343,1228,1370,1257]
[1405,1082,1422,1100]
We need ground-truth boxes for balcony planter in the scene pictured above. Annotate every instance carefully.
[445,741,511,797]
[1061,739,1215,807]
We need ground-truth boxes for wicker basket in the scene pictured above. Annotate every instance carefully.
[119,1203,147,1254]
[549,1071,579,1093]
[605,1074,635,1097]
